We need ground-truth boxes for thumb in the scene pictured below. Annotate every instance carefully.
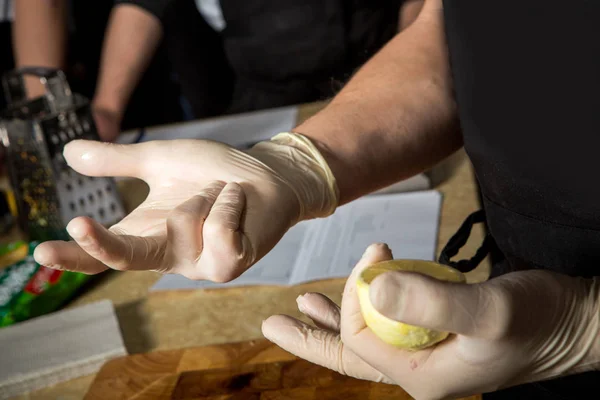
[63,140,149,179]
[198,182,252,283]
[369,271,497,337]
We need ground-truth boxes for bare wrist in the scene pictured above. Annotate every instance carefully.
[91,97,124,122]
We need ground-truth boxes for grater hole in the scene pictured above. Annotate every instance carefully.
[69,202,76,211]
[77,178,84,186]
[99,208,105,218]
[66,183,73,192]
[59,132,68,142]
[88,194,95,204]
[79,198,85,207]
[67,128,76,139]
[97,190,103,198]
[106,185,112,192]
[110,203,117,212]
[51,134,59,144]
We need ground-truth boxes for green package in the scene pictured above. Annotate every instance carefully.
[0,241,93,327]
[0,241,26,257]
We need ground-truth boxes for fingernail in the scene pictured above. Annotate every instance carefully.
[361,245,375,259]
[361,243,389,259]
[369,273,399,315]
[380,243,391,252]
[66,222,83,240]
[261,319,275,341]
[369,288,384,312]
[296,294,307,313]
[63,141,74,152]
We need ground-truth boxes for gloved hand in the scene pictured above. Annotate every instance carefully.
[33,133,338,281]
[263,243,600,400]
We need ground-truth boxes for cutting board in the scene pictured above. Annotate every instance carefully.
[85,339,481,400]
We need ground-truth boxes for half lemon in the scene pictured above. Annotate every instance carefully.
[357,259,466,351]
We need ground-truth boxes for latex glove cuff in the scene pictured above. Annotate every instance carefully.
[522,275,600,386]
[247,132,340,222]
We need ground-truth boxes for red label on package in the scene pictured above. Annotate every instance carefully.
[24,266,63,295]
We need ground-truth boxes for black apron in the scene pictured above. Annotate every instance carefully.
[164,0,402,117]
[439,1,600,398]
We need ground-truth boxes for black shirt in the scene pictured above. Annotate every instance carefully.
[444,0,600,278]
[112,0,403,116]
[115,0,172,21]
[443,1,600,398]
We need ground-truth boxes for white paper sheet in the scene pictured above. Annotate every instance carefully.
[0,300,126,399]
[117,105,299,148]
[151,190,442,291]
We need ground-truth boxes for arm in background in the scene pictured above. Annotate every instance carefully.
[92,3,165,141]
[398,0,425,31]
[12,0,68,97]
[295,0,461,204]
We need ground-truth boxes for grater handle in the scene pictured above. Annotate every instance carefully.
[2,67,73,113]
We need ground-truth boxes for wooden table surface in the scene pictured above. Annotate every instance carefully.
[9,103,489,400]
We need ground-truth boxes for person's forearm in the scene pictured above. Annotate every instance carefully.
[13,0,67,68]
[295,0,461,204]
[93,4,162,119]
[13,0,68,97]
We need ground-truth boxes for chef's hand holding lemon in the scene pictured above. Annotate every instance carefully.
[262,243,598,399]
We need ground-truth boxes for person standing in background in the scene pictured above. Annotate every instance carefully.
[11,0,423,141]
[9,0,183,139]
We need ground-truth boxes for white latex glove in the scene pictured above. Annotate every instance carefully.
[33,133,338,281]
[263,243,600,400]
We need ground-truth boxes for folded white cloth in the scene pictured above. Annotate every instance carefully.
[0,300,127,399]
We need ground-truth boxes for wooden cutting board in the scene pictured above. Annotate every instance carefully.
[85,339,481,400]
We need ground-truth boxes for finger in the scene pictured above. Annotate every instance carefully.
[198,182,252,282]
[341,243,394,339]
[369,271,495,337]
[166,181,226,279]
[33,240,108,275]
[262,315,391,383]
[339,243,425,379]
[296,293,341,332]
[63,140,152,179]
[66,216,167,272]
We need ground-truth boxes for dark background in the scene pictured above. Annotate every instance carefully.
[0,1,184,131]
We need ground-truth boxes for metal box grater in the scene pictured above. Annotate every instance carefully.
[0,67,126,241]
